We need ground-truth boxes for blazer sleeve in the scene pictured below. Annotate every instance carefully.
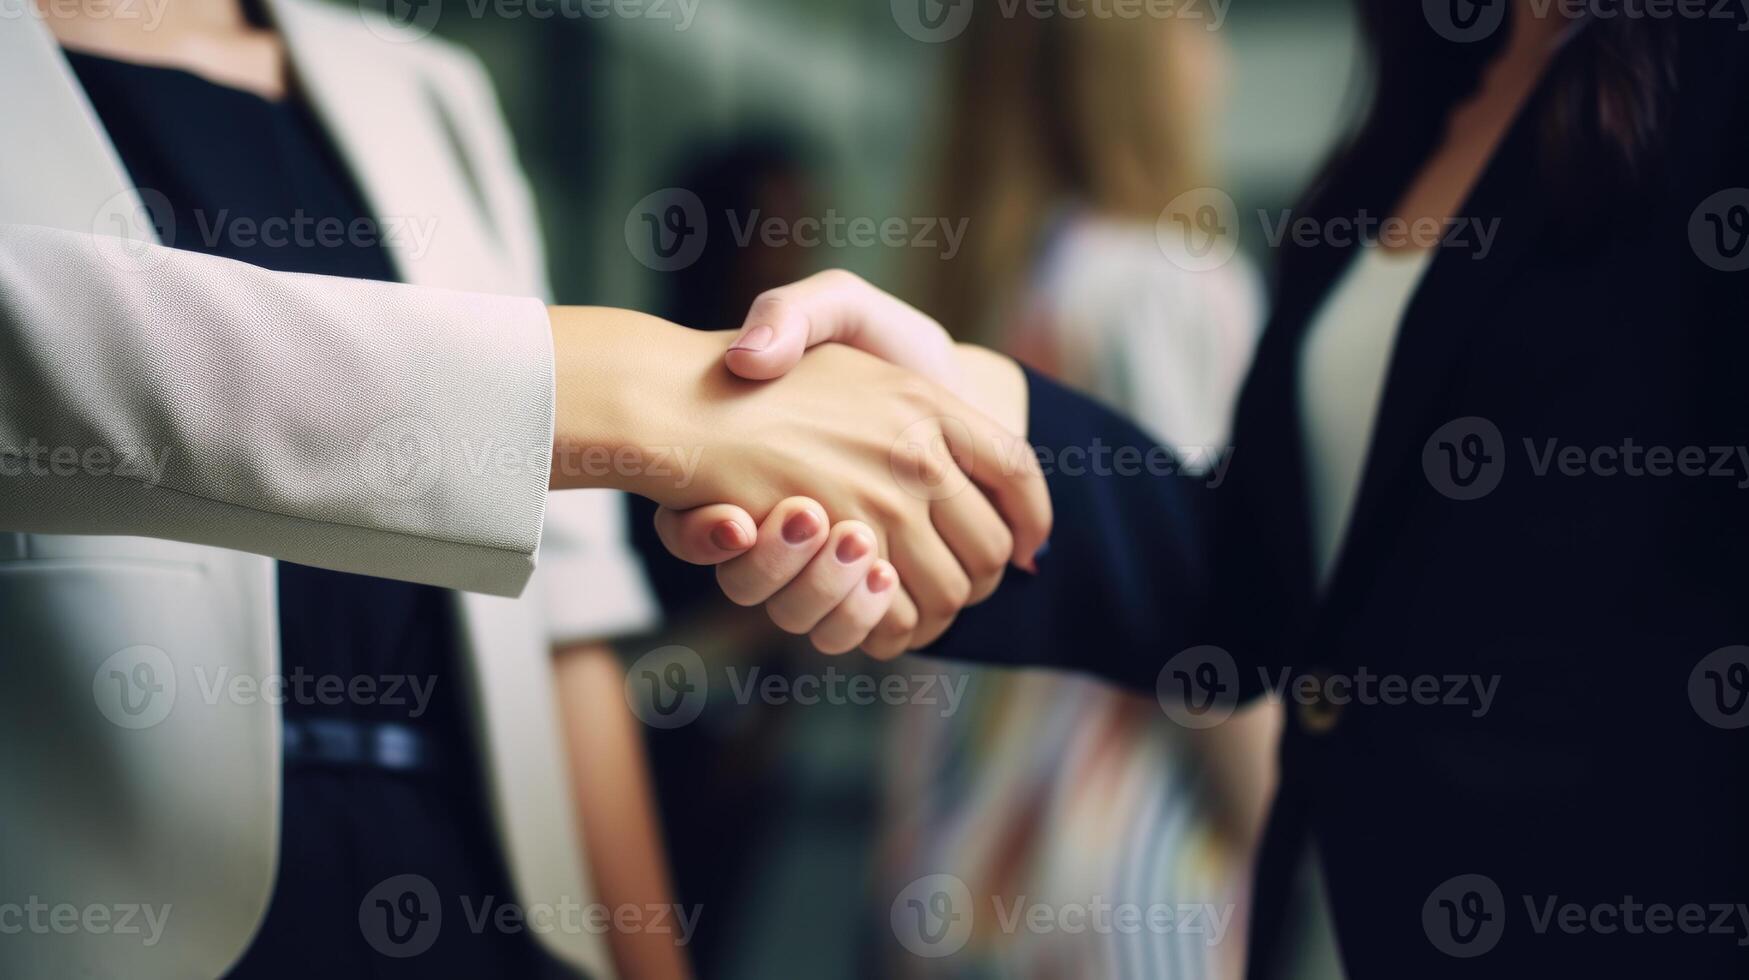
[0,222,556,597]
[924,368,1219,693]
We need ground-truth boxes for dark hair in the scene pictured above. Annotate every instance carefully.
[1305,6,1679,227]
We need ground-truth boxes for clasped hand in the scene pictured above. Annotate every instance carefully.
[554,270,1047,658]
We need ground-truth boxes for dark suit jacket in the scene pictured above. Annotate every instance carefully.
[933,20,1749,978]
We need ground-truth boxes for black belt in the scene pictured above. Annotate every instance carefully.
[282,717,443,774]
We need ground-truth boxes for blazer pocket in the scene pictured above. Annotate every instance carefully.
[0,556,280,978]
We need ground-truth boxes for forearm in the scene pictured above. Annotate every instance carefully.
[554,642,692,980]
[0,224,551,595]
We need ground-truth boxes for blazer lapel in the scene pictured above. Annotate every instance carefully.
[0,17,150,237]
[1315,84,1555,625]
[261,0,532,297]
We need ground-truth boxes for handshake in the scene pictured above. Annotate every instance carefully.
[548,270,1052,657]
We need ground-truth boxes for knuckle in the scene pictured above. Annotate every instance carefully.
[810,631,853,656]
[748,287,789,316]
[715,568,763,608]
[815,268,863,291]
[878,606,918,639]
[767,604,811,636]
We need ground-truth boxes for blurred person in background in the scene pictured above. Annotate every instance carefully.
[883,11,1272,979]
[663,5,1749,977]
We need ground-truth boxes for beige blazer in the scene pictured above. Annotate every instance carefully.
[0,2,656,976]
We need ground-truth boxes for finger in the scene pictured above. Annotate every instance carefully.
[725,269,958,384]
[653,503,757,565]
[861,584,920,660]
[937,397,1053,572]
[716,497,829,606]
[766,521,879,635]
[929,486,1013,605]
[887,519,972,649]
[809,560,899,655]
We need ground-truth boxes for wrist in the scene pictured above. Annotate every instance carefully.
[548,306,726,500]
[954,343,1030,437]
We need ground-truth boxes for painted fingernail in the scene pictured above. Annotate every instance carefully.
[710,520,749,551]
[730,324,774,352]
[868,564,894,593]
[836,532,871,564]
[782,509,821,544]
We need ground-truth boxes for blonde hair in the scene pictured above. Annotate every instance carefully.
[917,12,1213,343]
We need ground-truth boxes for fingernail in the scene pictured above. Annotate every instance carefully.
[868,564,894,593]
[836,532,871,564]
[730,324,774,352]
[710,521,749,551]
[1023,538,1050,574]
[782,509,821,544]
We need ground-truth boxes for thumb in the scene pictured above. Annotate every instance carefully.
[653,503,758,565]
[723,272,849,381]
[725,269,962,386]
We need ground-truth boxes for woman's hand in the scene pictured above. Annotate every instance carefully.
[650,271,1043,657]
[548,303,1048,653]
